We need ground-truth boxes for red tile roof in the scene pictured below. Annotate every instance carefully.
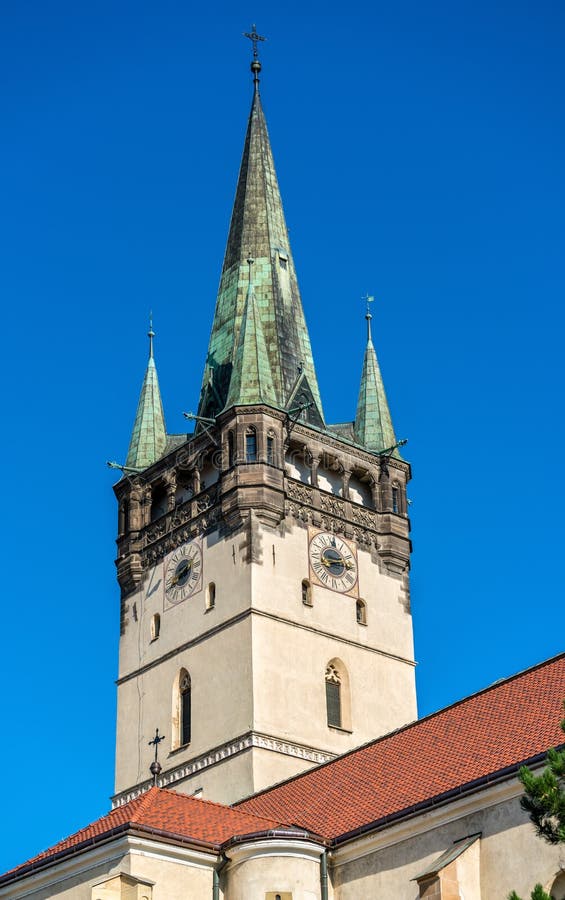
[236,653,565,840]
[4,654,563,884]
[2,788,285,881]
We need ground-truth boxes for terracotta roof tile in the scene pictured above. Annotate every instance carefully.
[237,654,565,840]
[2,788,284,881]
[4,654,563,883]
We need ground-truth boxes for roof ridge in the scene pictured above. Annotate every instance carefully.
[129,785,161,821]
[234,651,565,807]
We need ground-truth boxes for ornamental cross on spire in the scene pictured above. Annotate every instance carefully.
[363,293,375,339]
[243,24,266,59]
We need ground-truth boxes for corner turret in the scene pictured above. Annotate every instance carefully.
[125,321,167,470]
[354,301,397,453]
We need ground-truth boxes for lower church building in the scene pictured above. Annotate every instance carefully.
[2,38,563,900]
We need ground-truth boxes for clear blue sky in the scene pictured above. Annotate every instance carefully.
[1,0,563,875]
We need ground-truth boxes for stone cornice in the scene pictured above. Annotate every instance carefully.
[225,837,325,865]
[116,607,415,686]
[112,731,337,808]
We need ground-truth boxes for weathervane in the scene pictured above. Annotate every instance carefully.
[148,727,165,785]
[243,24,266,84]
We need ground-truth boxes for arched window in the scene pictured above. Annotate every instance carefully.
[325,663,342,728]
[392,484,400,514]
[206,582,216,610]
[302,579,312,606]
[228,430,235,467]
[150,613,161,640]
[245,427,257,462]
[325,659,351,731]
[267,431,275,465]
[173,668,192,749]
[180,672,191,745]
[356,599,367,625]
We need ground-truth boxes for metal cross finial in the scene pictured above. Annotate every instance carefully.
[243,24,266,59]
[148,727,165,785]
[148,310,155,359]
[243,24,266,85]
[363,294,375,340]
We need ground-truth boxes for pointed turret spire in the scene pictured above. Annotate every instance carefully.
[355,298,397,453]
[197,38,323,423]
[226,259,277,408]
[126,318,167,470]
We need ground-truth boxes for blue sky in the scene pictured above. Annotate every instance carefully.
[1,0,563,875]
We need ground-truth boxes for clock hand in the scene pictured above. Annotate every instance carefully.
[169,560,193,587]
[320,555,353,570]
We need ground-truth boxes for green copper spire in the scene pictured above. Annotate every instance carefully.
[197,48,324,424]
[226,259,277,408]
[354,301,397,453]
[126,319,167,470]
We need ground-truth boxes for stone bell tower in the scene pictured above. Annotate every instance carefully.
[112,44,416,809]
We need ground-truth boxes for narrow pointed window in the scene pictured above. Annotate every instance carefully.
[267,432,275,465]
[302,579,312,606]
[356,599,367,625]
[151,613,161,640]
[228,429,235,467]
[246,427,257,462]
[392,484,400,514]
[180,672,191,746]
[206,582,216,610]
[118,499,129,536]
[325,663,342,728]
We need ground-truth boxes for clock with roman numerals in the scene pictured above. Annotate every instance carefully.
[164,540,203,606]
[308,530,358,596]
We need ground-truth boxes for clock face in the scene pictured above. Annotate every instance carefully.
[308,531,358,595]
[164,541,203,606]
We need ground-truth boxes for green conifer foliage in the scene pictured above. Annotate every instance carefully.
[508,704,565,900]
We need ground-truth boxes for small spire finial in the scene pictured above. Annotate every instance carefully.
[363,294,375,341]
[148,311,155,359]
[243,24,266,86]
[148,727,165,786]
[247,257,255,286]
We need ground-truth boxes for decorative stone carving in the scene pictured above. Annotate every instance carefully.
[286,479,314,504]
[320,493,345,517]
[350,505,378,529]
[196,489,214,512]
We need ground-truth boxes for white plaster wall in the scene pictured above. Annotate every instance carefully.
[115,514,416,801]
[331,792,565,900]
[317,466,342,496]
[250,519,416,753]
[115,526,255,794]
[286,456,311,483]
[0,849,214,900]
[225,844,323,900]
[348,475,372,507]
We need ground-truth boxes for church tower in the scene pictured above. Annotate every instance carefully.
[112,43,416,808]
